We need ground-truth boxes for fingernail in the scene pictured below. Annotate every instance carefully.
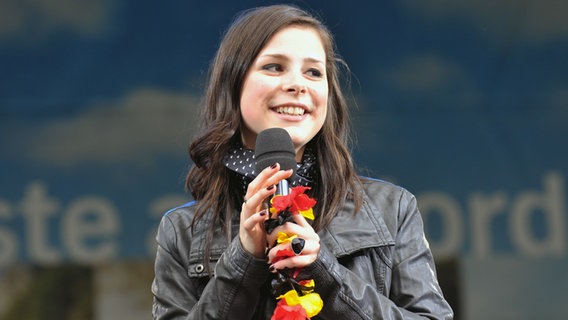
[270,163,278,169]
[266,185,274,191]
[269,265,275,272]
[259,210,266,216]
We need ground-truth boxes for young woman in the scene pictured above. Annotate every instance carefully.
[152,4,453,320]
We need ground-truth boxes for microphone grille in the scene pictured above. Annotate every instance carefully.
[255,128,296,174]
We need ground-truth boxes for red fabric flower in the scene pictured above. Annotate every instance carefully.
[271,298,307,320]
[272,186,317,213]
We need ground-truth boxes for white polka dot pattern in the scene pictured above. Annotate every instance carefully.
[223,144,316,195]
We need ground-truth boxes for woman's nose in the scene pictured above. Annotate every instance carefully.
[282,72,307,94]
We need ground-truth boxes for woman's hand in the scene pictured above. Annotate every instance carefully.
[265,212,320,271]
[239,163,294,258]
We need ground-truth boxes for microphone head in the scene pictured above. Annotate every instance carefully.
[255,128,297,175]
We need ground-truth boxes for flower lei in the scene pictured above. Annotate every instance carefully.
[265,186,323,320]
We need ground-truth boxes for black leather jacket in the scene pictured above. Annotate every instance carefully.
[152,179,453,319]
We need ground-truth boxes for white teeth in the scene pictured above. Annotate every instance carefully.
[275,106,305,116]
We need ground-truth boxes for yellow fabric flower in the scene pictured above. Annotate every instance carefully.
[298,208,314,220]
[276,232,297,244]
[277,289,323,318]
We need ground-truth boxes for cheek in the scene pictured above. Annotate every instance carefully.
[316,90,329,129]
[240,74,258,105]
[240,106,256,124]
[315,82,329,104]
[317,88,329,115]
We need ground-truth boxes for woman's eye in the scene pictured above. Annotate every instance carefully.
[307,68,323,78]
[262,63,282,72]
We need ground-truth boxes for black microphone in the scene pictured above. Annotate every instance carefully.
[255,128,296,196]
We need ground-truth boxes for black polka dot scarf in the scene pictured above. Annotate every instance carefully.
[223,143,317,193]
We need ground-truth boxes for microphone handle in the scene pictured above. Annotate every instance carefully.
[277,179,290,196]
[262,179,289,216]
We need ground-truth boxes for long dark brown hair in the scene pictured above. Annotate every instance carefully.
[187,4,363,265]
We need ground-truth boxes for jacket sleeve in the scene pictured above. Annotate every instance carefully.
[151,213,269,320]
[307,189,453,320]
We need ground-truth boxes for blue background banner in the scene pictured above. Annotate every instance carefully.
[1,1,567,318]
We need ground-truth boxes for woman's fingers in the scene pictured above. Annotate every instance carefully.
[244,163,293,205]
[241,184,275,215]
[266,220,318,244]
[240,209,268,231]
[239,163,296,259]
[241,163,293,221]
[264,213,321,270]
[239,209,269,258]
[239,163,293,258]
[266,237,319,270]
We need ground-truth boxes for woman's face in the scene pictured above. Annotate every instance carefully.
[240,26,328,160]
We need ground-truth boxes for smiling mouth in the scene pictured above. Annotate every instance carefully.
[274,106,306,116]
